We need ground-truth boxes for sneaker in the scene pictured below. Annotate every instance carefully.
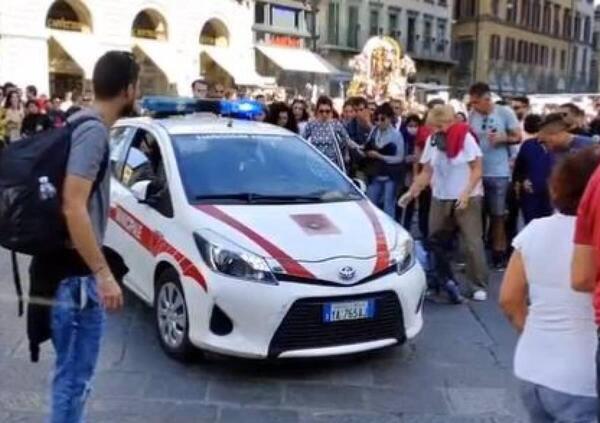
[444,280,464,304]
[472,289,488,302]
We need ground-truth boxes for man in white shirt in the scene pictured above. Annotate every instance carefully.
[401,105,489,301]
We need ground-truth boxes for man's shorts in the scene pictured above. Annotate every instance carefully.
[483,177,510,217]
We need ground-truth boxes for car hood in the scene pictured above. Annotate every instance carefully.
[193,200,399,263]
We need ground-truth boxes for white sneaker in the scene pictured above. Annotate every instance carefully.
[472,290,488,302]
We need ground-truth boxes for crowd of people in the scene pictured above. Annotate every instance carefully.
[0,82,94,146]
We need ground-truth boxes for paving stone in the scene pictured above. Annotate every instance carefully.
[92,370,149,398]
[208,379,283,406]
[2,413,49,423]
[300,411,403,423]
[284,383,365,411]
[89,398,216,419]
[363,386,449,414]
[144,372,208,401]
[0,390,49,413]
[219,407,300,423]
[445,387,511,416]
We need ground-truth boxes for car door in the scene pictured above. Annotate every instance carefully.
[110,125,174,303]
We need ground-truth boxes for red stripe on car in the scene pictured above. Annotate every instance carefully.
[110,206,207,290]
[196,204,315,279]
[358,200,390,273]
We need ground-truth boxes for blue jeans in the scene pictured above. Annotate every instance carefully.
[520,380,597,423]
[51,276,105,423]
[367,177,397,219]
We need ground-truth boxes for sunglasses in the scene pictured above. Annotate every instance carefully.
[481,116,488,131]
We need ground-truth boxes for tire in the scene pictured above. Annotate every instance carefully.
[154,268,196,362]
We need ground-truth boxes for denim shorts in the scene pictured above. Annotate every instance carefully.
[519,380,597,423]
[483,177,510,217]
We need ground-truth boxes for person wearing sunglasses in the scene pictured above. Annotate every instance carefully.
[302,95,358,171]
[468,82,522,271]
[363,103,405,219]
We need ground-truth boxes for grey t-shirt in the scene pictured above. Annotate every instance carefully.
[66,109,110,245]
[469,105,520,178]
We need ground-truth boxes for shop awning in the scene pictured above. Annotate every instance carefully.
[256,45,338,75]
[49,31,102,78]
[134,39,178,83]
[201,47,266,87]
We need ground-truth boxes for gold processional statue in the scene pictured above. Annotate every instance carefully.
[347,36,416,105]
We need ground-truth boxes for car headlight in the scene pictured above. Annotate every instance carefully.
[194,232,277,285]
[390,237,415,275]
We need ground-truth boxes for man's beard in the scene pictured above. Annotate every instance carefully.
[120,100,138,118]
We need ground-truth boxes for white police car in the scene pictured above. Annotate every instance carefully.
[105,97,426,360]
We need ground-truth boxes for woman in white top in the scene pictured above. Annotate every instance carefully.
[401,105,489,302]
[500,148,599,423]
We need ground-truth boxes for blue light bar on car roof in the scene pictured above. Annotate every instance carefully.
[140,96,265,120]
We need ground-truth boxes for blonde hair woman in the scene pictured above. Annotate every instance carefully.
[400,106,489,301]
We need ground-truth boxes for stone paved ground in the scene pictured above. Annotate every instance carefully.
[0,251,527,422]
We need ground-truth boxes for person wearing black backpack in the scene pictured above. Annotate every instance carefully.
[31,51,138,423]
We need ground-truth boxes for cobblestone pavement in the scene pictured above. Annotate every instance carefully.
[0,251,528,422]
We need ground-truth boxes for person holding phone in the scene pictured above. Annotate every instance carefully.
[468,83,522,271]
[400,105,489,301]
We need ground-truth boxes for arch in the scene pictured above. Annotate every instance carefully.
[46,0,93,33]
[132,45,171,95]
[200,18,230,47]
[132,8,168,41]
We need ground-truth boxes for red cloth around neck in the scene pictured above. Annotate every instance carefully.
[445,122,472,159]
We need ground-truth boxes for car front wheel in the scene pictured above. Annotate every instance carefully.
[154,269,195,361]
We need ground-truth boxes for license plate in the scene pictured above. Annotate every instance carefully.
[323,300,376,323]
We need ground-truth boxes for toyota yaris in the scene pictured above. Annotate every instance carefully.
[105,99,426,361]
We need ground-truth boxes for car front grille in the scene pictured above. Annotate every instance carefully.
[268,291,405,357]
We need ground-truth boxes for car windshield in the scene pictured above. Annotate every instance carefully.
[172,134,362,204]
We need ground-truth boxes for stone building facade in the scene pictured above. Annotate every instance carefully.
[0,0,262,97]
[451,0,595,95]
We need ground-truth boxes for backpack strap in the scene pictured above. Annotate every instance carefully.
[12,251,23,316]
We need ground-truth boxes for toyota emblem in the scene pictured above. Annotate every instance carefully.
[338,266,356,281]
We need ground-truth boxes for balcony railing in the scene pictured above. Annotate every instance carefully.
[47,18,83,32]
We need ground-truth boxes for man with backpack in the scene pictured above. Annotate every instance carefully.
[0,51,139,423]
[49,51,138,422]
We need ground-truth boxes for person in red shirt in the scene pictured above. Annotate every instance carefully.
[572,145,600,418]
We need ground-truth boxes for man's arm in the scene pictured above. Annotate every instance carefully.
[63,175,123,310]
[571,244,597,293]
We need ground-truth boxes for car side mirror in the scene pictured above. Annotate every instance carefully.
[131,180,151,203]
[353,178,367,193]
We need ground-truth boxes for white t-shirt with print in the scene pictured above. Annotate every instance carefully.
[512,214,597,397]
[420,132,483,200]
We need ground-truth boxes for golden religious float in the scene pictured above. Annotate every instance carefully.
[347,36,416,104]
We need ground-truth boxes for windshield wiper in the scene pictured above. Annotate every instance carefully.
[194,193,324,204]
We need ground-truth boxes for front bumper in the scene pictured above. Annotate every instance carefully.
[182,263,426,359]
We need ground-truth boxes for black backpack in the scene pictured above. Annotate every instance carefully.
[0,116,108,314]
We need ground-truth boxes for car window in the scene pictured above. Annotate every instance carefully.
[121,128,165,189]
[172,134,362,204]
[109,126,134,180]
